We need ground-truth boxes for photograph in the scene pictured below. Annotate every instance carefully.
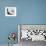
[5,7,16,16]
[18,24,46,46]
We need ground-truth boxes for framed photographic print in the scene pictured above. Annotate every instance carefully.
[5,7,16,16]
[18,24,46,42]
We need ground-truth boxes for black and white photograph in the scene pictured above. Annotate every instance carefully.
[18,25,46,46]
[5,7,16,16]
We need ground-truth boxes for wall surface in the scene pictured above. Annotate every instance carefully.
[0,0,46,44]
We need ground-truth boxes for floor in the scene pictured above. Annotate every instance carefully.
[19,39,46,46]
[0,44,18,46]
[0,40,46,46]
